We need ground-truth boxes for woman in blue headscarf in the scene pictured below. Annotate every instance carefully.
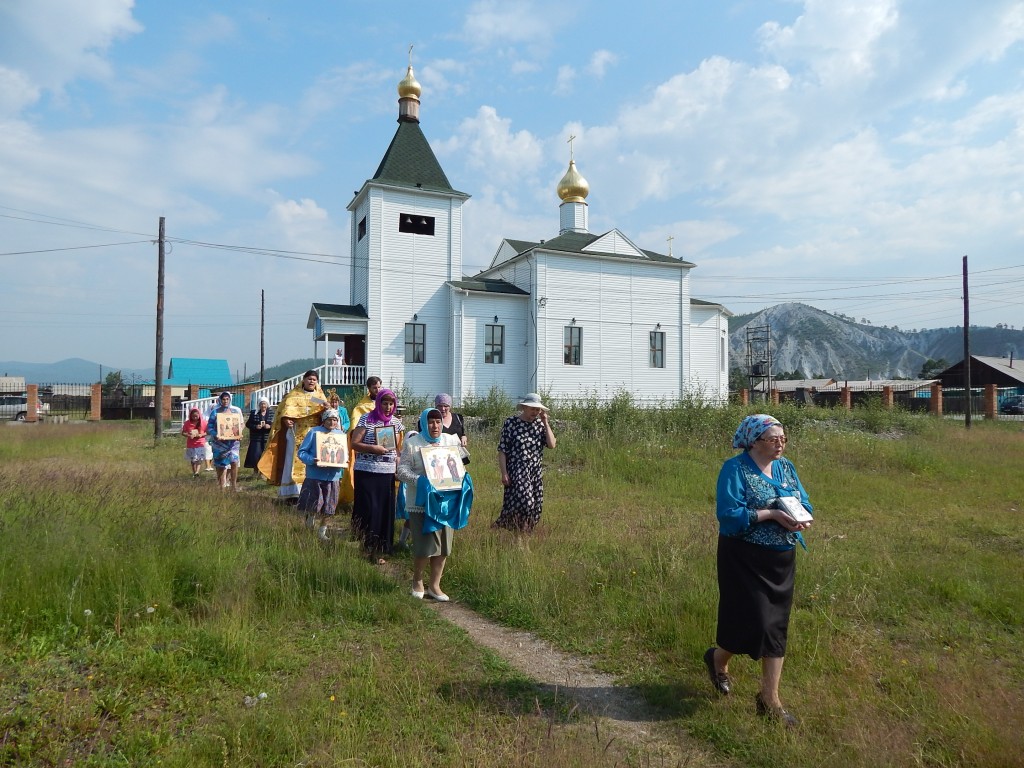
[705,414,813,729]
[396,407,472,601]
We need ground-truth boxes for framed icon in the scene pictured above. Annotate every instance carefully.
[315,431,348,468]
[420,445,465,491]
[375,425,397,451]
[216,411,244,441]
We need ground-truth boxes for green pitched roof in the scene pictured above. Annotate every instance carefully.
[370,121,468,196]
[448,279,530,296]
[494,231,695,267]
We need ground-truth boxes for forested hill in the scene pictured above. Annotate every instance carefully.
[728,303,1024,378]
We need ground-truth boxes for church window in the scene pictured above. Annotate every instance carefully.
[650,331,665,368]
[357,216,366,240]
[405,323,426,364]
[485,324,504,364]
[563,326,582,366]
[398,213,435,236]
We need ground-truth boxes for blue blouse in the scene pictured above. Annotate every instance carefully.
[716,452,813,551]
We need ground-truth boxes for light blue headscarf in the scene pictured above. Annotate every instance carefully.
[418,408,442,443]
[732,414,782,450]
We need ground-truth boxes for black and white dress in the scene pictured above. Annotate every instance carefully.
[493,415,546,532]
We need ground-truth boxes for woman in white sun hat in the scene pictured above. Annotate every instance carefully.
[493,393,556,532]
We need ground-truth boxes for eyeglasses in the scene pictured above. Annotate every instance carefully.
[758,435,788,446]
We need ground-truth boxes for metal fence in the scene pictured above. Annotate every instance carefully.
[39,383,93,421]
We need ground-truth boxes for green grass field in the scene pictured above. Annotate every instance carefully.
[1,402,1021,767]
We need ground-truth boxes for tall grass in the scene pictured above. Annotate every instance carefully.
[451,401,1021,767]
[0,423,640,767]
[1,405,1021,767]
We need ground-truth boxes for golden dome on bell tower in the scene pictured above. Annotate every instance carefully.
[398,64,421,100]
[557,158,589,203]
[397,45,421,123]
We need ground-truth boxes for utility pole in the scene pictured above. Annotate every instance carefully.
[962,255,971,429]
[260,289,266,388]
[154,216,166,442]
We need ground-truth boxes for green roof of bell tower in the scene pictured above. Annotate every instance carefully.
[370,120,468,196]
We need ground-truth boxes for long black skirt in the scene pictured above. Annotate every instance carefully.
[716,535,796,660]
[243,435,269,469]
[353,470,395,556]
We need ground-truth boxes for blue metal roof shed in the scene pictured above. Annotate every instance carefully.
[166,358,232,387]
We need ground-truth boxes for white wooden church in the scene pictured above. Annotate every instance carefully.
[309,63,731,404]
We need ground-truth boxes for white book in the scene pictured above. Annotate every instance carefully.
[776,495,813,523]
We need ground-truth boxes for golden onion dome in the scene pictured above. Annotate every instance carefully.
[557,159,589,203]
[398,64,421,100]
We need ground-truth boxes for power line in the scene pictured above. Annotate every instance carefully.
[0,240,151,256]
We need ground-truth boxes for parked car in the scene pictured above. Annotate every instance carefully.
[999,395,1024,415]
[0,395,49,421]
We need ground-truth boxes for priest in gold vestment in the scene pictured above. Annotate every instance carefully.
[258,370,328,499]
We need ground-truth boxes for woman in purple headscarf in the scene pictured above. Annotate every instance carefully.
[704,414,813,729]
[351,388,404,563]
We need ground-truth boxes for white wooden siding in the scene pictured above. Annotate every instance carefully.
[454,293,530,401]
[533,253,694,402]
[688,306,729,402]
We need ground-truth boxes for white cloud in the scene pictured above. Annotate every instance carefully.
[461,0,556,49]
[757,0,899,86]
[299,62,395,124]
[271,198,328,225]
[587,49,618,78]
[554,65,576,95]
[0,0,141,96]
[0,67,40,115]
[435,105,545,186]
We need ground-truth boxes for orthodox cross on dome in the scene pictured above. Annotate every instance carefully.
[666,234,674,257]
[567,134,576,161]
[408,43,413,65]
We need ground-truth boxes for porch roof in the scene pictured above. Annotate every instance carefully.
[306,303,368,328]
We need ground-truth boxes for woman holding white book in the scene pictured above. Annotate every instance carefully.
[705,414,812,728]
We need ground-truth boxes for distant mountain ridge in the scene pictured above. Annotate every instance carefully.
[0,358,151,384]
[729,303,1024,378]
[0,357,322,385]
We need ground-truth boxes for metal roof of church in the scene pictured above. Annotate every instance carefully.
[306,303,368,328]
[501,231,695,267]
[369,121,469,196]
[448,279,530,295]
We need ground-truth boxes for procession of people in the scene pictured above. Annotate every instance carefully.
[181,371,812,728]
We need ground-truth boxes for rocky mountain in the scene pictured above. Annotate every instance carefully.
[729,303,1024,379]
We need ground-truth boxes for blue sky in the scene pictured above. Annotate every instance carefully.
[2,0,1023,375]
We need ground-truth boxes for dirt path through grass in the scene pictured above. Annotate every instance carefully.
[381,564,727,766]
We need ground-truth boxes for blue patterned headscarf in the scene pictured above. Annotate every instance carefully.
[732,414,782,450]
[418,408,442,444]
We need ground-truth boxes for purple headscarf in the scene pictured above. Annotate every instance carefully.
[366,388,398,425]
[732,414,782,450]
[434,393,453,407]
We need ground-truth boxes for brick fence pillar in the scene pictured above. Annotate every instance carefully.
[984,383,997,419]
[840,387,852,410]
[770,389,780,405]
[161,389,173,427]
[740,389,749,405]
[882,385,894,409]
[26,384,39,422]
[930,383,943,416]
[89,383,102,420]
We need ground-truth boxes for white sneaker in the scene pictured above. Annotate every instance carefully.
[317,525,330,541]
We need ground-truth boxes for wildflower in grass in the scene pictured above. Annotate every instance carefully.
[146,606,155,614]
[330,695,336,702]
[258,692,267,700]
[83,609,92,617]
